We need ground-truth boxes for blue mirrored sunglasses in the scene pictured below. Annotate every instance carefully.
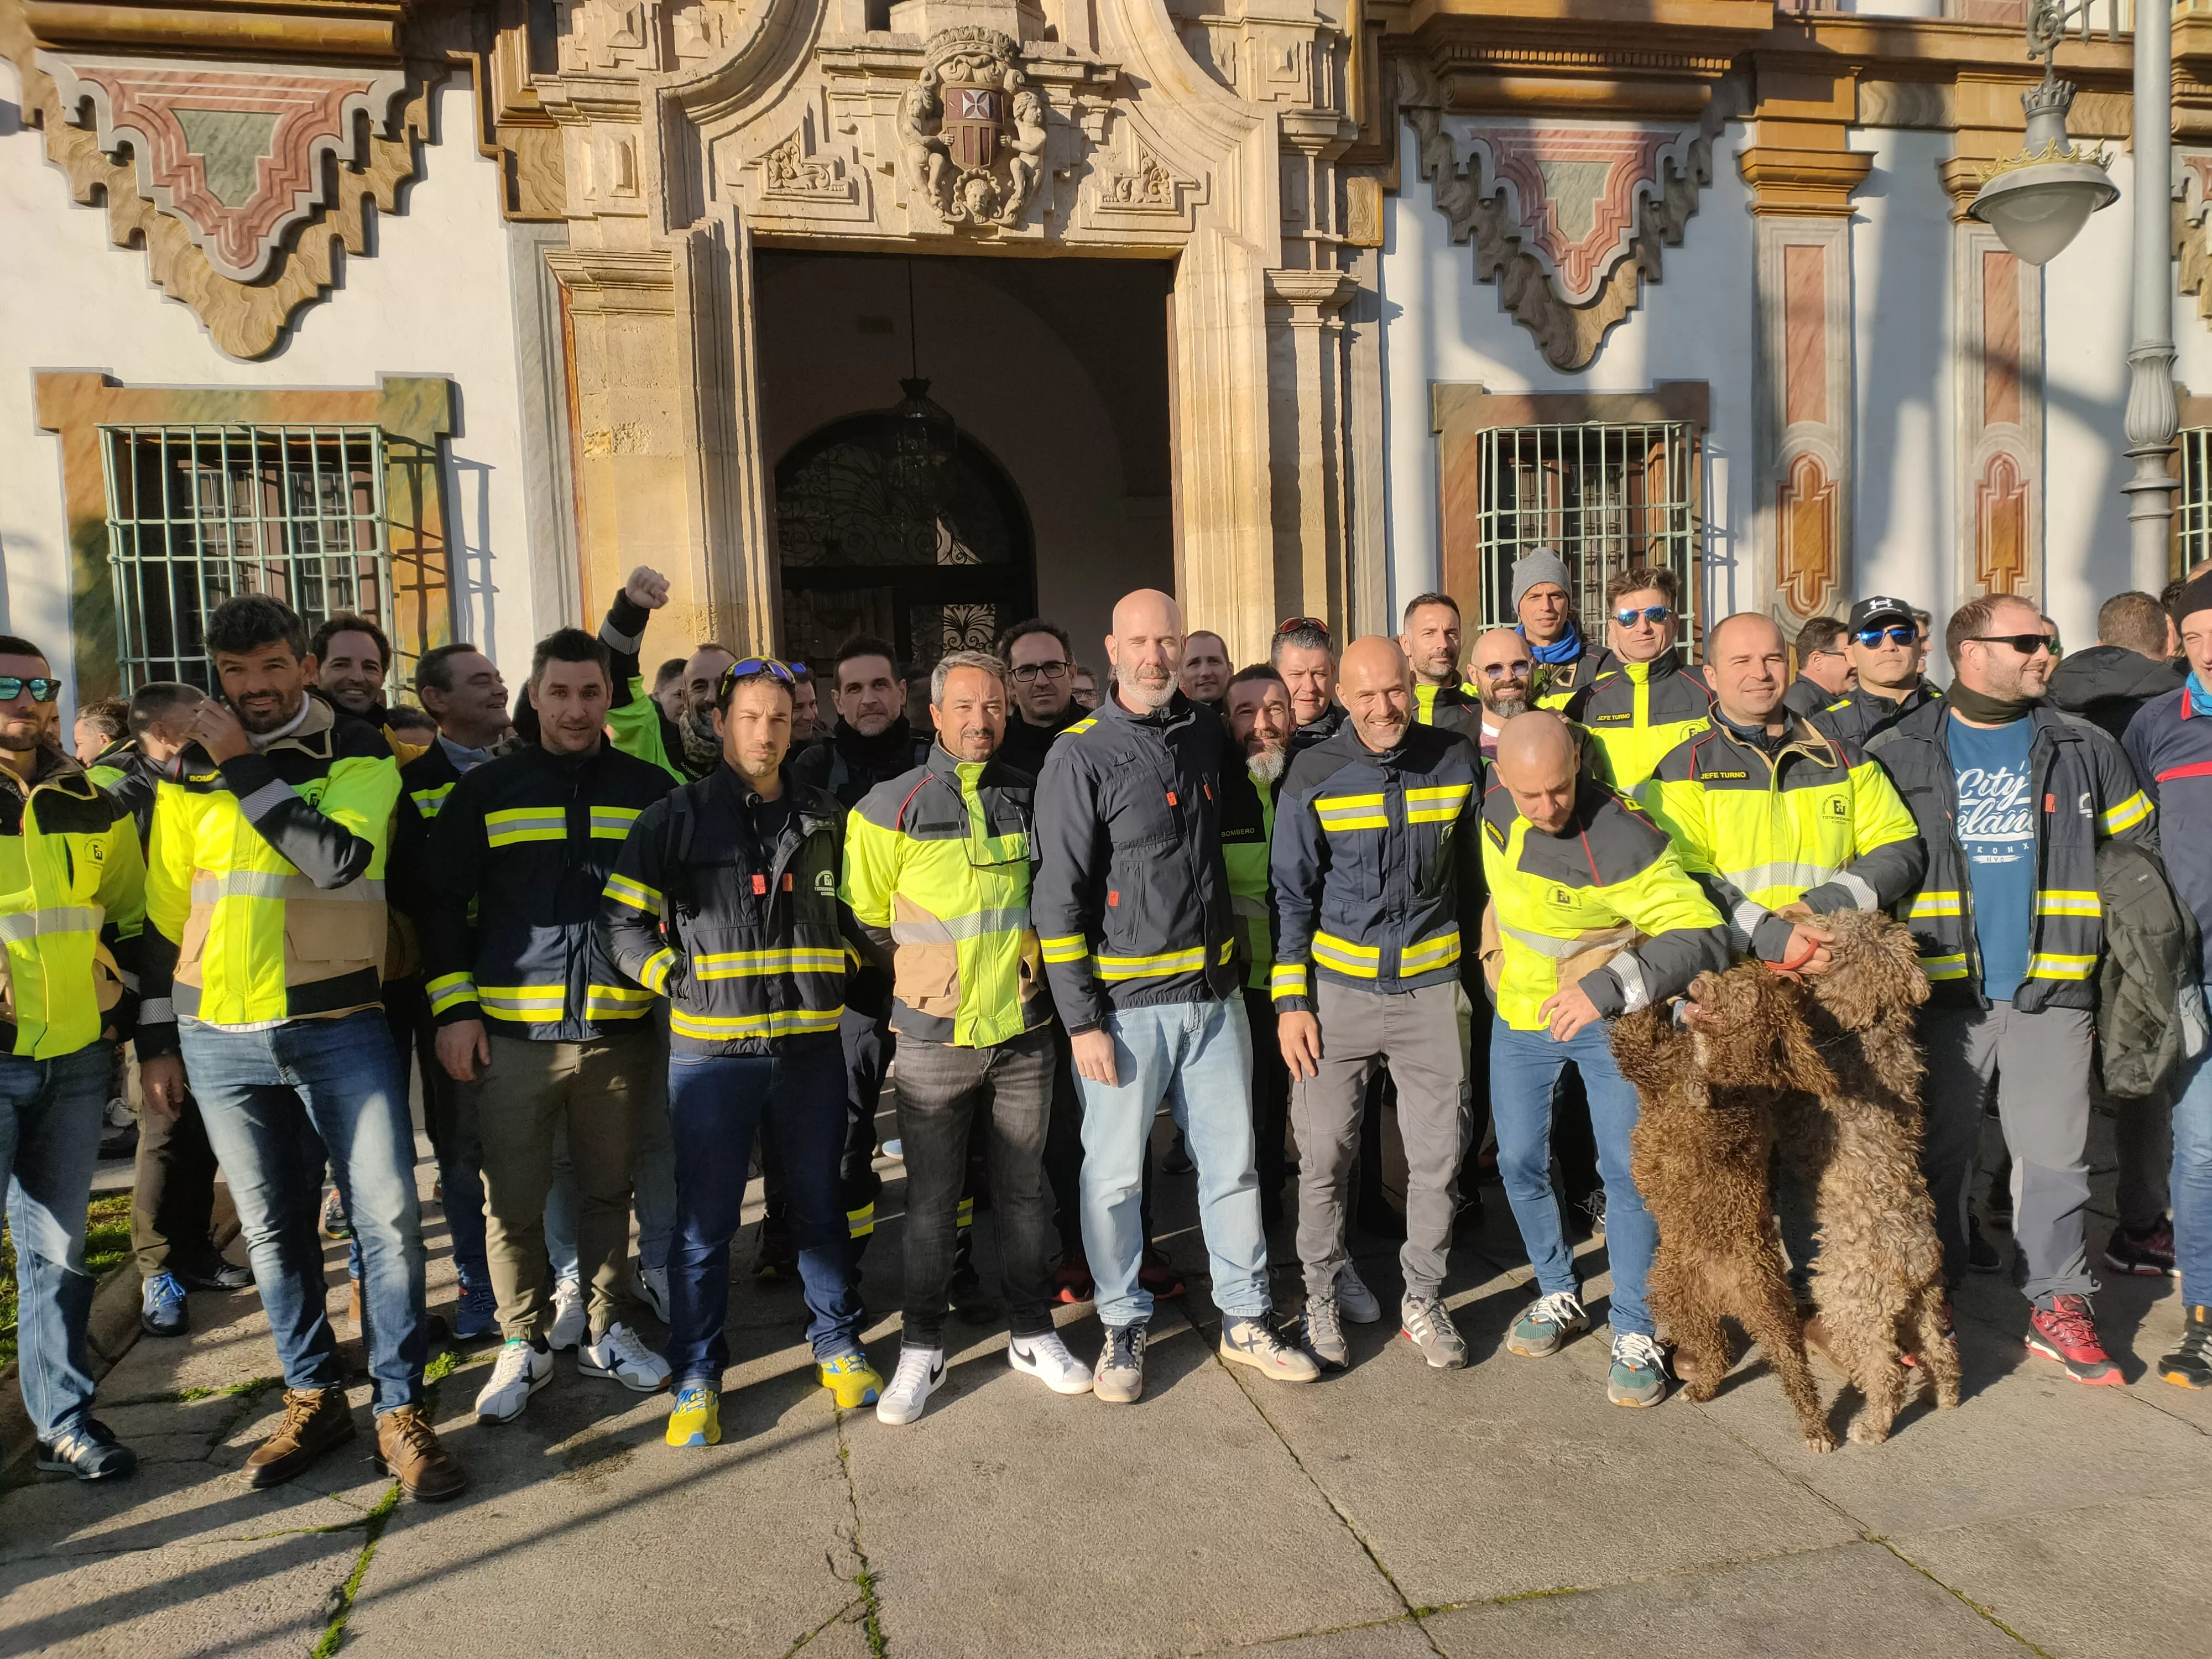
[1613,606,1671,627]
[1855,625,1916,647]
[0,676,61,703]
[718,658,798,698]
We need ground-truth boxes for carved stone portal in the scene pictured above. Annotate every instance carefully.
[899,28,1049,232]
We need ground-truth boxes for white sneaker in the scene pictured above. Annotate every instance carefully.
[547,1277,587,1351]
[1336,1264,1382,1324]
[475,1338,554,1423]
[875,1344,946,1426]
[636,1262,670,1324]
[579,1321,671,1391]
[1009,1331,1093,1396]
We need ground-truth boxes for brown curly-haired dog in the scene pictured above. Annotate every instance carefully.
[1614,964,1839,1453]
[1781,909,1963,1445]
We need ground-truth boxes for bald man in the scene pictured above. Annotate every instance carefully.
[1272,638,1486,1369]
[1034,588,1318,1402]
[1481,712,1728,1407]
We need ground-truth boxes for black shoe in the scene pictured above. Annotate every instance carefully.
[173,1256,254,1292]
[1968,1218,2004,1274]
[39,1420,136,1481]
[140,1271,189,1338]
[2161,1306,2212,1390]
[1164,1131,1195,1176]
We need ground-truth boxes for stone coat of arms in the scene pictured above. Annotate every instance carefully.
[898,27,1047,231]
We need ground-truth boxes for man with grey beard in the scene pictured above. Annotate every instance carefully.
[1467,628,1537,759]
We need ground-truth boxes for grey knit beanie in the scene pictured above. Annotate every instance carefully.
[1511,548,1572,611]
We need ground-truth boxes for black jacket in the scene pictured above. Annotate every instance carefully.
[793,718,933,808]
[1289,705,1347,755]
[1812,680,1942,749]
[1033,691,1240,1032]
[598,763,854,1057]
[411,740,675,1041]
[2049,645,2184,747]
[87,737,163,845]
[1783,676,1839,722]
[1869,699,2158,1012]
[998,698,1088,775]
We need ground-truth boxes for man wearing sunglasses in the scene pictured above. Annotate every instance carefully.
[1276,618,1344,755]
[997,618,1089,774]
[1036,588,1319,1402]
[1564,565,1712,791]
[1870,593,2157,1387]
[600,654,880,1448]
[1811,596,1943,749]
[0,638,149,1481]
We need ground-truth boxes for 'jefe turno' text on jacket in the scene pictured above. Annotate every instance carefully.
[1867,698,2157,1011]
[1032,690,1241,1034]
[139,696,399,1056]
[1563,646,1714,792]
[1269,719,1485,1011]
[410,739,675,1042]
[597,763,857,1057]
[842,744,1050,1049]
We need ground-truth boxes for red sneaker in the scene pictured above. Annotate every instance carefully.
[2104,1218,2179,1279]
[1138,1246,1185,1301]
[2025,1294,2123,1386]
[1052,1254,1094,1306]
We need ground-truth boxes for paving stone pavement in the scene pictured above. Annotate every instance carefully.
[3,1105,2206,1658]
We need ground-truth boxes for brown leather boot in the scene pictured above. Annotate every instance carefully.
[374,1405,465,1503]
[244,1387,356,1488]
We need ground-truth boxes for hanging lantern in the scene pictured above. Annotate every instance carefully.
[881,375,956,521]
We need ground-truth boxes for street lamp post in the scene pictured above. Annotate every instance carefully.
[1970,0,2176,592]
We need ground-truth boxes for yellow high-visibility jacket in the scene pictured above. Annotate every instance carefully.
[1637,717,1926,962]
[2,752,144,1058]
[140,696,400,1052]
[1478,776,1727,1032]
[1566,648,1713,792]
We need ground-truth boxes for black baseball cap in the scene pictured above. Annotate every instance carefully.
[1846,596,1916,634]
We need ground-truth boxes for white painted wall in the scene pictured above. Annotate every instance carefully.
[0,74,539,713]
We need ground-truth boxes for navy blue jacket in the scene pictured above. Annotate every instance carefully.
[2125,682,2212,983]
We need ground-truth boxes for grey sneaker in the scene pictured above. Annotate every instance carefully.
[1608,1331,1670,1407]
[1335,1264,1382,1324]
[1399,1295,1469,1369]
[1506,1290,1589,1358]
[1094,1323,1147,1404]
[1301,1296,1349,1369]
[1219,1316,1321,1383]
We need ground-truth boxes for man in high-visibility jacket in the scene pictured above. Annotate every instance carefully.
[1481,711,1729,1408]
[0,634,146,1480]
[138,595,463,1503]
[1223,665,1299,1229]
[1640,613,1924,973]
[1273,638,1486,1373]
[1565,564,1712,790]
[846,650,1092,1426]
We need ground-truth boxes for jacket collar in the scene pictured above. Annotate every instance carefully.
[1614,647,1683,685]
[1702,711,1843,773]
[0,745,91,804]
[1100,687,1198,733]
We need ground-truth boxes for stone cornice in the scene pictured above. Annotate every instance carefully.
[23,0,410,62]
[1736,144,1874,218]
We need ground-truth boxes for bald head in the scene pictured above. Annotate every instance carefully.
[1493,711,1581,833]
[1107,587,1185,713]
[1707,611,1788,729]
[1340,635,1415,753]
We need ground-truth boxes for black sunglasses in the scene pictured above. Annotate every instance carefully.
[1968,633,2054,656]
[1614,606,1672,627]
[0,676,60,704]
[1854,625,1916,647]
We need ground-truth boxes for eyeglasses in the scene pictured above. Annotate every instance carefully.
[717,658,799,700]
[0,676,60,704]
[1854,625,1916,648]
[1614,606,1672,627]
[1275,616,1331,639]
[1474,659,1533,680]
[1968,634,2054,656]
[1009,660,1070,684]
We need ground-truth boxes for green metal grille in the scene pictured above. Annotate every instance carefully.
[1470,421,1700,651]
[100,424,392,692]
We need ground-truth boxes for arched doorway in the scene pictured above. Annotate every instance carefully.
[774,409,1037,681]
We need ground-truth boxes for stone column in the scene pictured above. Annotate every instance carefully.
[1264,267,1358,640]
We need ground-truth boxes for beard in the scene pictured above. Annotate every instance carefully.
[1245,744,1287,785]
[1481,691,1530,722]
[1120,670,1176,712]
[680,704,723,778]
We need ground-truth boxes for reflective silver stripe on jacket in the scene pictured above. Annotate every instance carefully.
[889,906,1032,945]
[190,874,387,903]
[1496,921,1635,960]
[0,904,103,944]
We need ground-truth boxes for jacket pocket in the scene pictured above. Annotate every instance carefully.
[894,941,961,1020]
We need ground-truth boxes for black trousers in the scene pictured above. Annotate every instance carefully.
[1244,987,1292,1223]
[895,1027,1058,1347]
[131,1087,223,1279]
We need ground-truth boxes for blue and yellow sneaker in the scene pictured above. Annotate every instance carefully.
[664,1383,721,1448]
[818,1352,883,1408]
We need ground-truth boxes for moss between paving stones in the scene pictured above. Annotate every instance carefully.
[0,1193,132,1370]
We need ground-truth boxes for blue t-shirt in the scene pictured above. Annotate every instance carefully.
[1948,713,2036,1001]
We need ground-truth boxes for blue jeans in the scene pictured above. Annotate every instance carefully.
[1489,1018,1657,1339]
[1072,997,1270,1328]
[182,1010,427,1414]
[0,1041,109,1441]
[2171,1047,2212,1299]
[665,1040,862,1383]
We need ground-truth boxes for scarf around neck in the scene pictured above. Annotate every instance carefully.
[1945,681,2036,726]
[1523,619,1583,667]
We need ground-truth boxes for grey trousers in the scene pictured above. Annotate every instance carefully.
[1922,1001,2095,1303]
[1290,979,1471,1302]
